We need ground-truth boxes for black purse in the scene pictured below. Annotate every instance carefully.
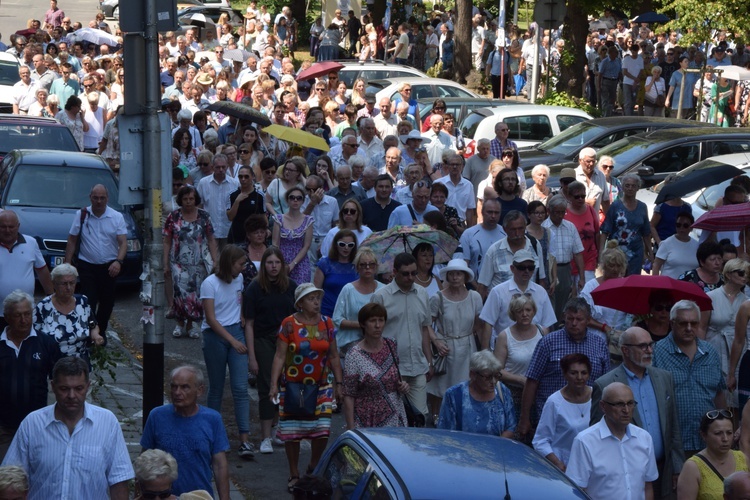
[385,338,425,428]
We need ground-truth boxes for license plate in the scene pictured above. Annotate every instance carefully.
[51,256,65,268]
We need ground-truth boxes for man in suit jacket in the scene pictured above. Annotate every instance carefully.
[591,327,685,500]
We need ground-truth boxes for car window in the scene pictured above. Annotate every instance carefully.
[363,473,393,500]
[556,115,588,132]
[536,121,602,155]
[386,70,419,80]
[696,173,750,211]
[338,71,358,88]
[323,444,369,499]
[5,164,121,210]
[412,85,433,100]
[505,115,553,142]
[0,59,20,86]
[708,140,750,156]
[364,71,391,82]
[461,112,486,139]
[0,124,80,155]
[642,143,700,174]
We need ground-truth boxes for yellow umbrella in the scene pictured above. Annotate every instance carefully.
[262,124,330,152]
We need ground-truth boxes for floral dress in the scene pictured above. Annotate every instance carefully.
[679,269,724,293]
[601,199,651,276]
[163,209,215,322]
[277,315,336,441]
[274,213,313,284]
[34,295,94,363]
[343,338,407,428]
[56,110,85,150]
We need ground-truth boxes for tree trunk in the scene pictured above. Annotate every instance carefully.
[560,2,588,98]
[453,0,473,84]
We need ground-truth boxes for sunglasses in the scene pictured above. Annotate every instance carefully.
[676,222,691,228]
[601,164,614,169]
[240,149,250,154]
[514,265,535,272]
[342,208,357,215]
[572,194,585,200]
[706,409,733,420]
[140,488,172,499]
[358,262,376,268]
[652,304,673,312]
[733,270,746,277]
[501,152,514,157]
[238,174,251,179]
[337,241,356,249]
[288,195,304,201]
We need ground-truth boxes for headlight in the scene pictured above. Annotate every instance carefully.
[127,239,142,252]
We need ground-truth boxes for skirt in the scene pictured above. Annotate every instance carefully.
[277,380,333,441]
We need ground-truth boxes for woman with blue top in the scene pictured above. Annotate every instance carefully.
[332,248,385,357]
[313,229,358,318]
[437,350,516,436]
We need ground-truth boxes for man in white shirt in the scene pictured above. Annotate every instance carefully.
[196,154,239,248]
[302,175,338,274]
[11,66,38,115]
[460,198,506,285]
[422,114,454,166]
[621,43,644,116]
[567,382,659,500]
[575,147,609,215]
[374,97,399,139]
[437,153,476,226]
[357,118,385,168]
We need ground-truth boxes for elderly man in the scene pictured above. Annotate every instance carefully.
[464,138,494,194]
[517,298,610,437]
[477,210,546,298]
[371,253,435,420]
[196,154,239,249]
[381,146,404,185]
[653,300,726,456]
[591,327,685,499]
[0,211,53,331]
[725,472,750,500]
[330,134,363,170]
[543,195,586,320]
[568,382,659,500]
[64,185,127,339]
[0,291,60,460]
[357,118,384,168]
[438,153,476,226]
[460,198,506,282]
[575,147,609,215]
[11,66,38,115]
[489,121,517,159]
[141,366,230,499]
[423,114,454,166]
[388,180,437,226]
[355,165,379,197]
[328,164,367,209]
[479,250,556,349]
[374,97,399,139]
[2,357,134,499]
[302,175,339,272]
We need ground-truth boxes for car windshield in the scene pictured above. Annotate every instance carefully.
[0,59,20,86]
[535,121,604,155]
[599,136,657,176]
[0,124,80,155]
[6,164,121,210]
[365,82,387,95]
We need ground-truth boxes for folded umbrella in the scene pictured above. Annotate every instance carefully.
[262,124,329,151]
[693,201,750,232]
[655,164,745,204]
[67,27,120,47]
[591,275,712,314]
[296,61,344,82]
[361,225,458,274]
[205,101,271,127]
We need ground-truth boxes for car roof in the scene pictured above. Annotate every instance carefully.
[369,76,465,86]
[10,149,110,169]
[0,52,20,64]
[352,428,586,499]
[473,104,592,117]
[584,116,710,128]
[416,97,530,106]
[0,115,68,127]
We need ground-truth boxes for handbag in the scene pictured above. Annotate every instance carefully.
[431,292,448,376]
[385,338,425,428]
[282,316,332,417]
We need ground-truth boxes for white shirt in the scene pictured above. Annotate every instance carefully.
[543,218,585,264]
[655,235,699,279]
[196,174,240,238]
[302,195,339,238]
[621,54,644,86]
[373,113,398,140]
[423,129,454,166]
[2,403,135,499]
[69,205,127,264]
[12,79,39,112]
[200,274,243,330]
[0,234,46,315]
[437,175,476,220]
[480,278,556,339]
[567,419,658,500]
[574,166,608,215]
[532,389,591,466]
[459,224,506,277]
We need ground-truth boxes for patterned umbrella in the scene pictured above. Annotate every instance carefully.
[361,225,458,274]
[692,202,750,232]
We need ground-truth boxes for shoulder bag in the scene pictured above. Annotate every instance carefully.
[283,316,332,417]
[431,293,448,376]
[385,338,425,427]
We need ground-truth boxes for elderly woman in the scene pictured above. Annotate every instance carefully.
[34,263,104,365]
[320,199,372,256]
[0,465,29,500]
[522,164,553,203]
[269,283,343,493]
[133,449,179,500]
[643,65,667,117]
[56,95,89,150]
[163,185,219,338]
[28,88,49,117]
[343,303,409,430]
[600,173,652,276]
[533,353,592,471]
[653,212,699,279]
[427,259,483,421]
[437,350,516,436]
[679,240,725,293]
[598,156,621,215]
[313,229,358,318]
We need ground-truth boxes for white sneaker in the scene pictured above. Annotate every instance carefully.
[172,325,184,338]
[188,327,200,339]
[260,438,273,454]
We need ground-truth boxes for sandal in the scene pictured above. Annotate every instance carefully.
[287,476,299,493]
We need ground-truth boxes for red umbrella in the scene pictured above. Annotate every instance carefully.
[295,61,344,82]
[590,275,713,314]
[693,202,750,232]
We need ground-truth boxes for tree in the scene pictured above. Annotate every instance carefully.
[452,0,474,83]
[660,0,750,47]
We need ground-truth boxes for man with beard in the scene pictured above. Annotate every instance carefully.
[591,327,685,499]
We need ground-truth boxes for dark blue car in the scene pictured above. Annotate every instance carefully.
[0,149,142,284]
[314,428,589,499]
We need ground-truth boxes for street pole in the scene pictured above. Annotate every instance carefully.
[142,0,165,426]
[498,0,506,99]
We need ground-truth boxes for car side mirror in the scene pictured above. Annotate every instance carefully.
[637,165,654,177]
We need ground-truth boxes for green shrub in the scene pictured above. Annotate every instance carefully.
[538,91,601,118]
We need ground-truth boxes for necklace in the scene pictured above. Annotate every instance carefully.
[415,273,432,284]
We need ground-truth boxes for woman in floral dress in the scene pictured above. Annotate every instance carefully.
[344,303,409,429]
[163,185,218,338]
[272,187,313,284]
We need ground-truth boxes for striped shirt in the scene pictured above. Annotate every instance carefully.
[543,218,584,264]
[525,328,610,416]
[3,403,134,499]
[653,334,726,451]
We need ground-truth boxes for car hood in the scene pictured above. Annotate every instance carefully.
[518,149,565,170]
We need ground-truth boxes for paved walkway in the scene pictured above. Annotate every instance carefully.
[90,330,247,499]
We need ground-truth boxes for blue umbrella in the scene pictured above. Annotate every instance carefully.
[631,11,670,23]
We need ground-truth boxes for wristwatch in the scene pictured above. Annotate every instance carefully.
[88,319,97,329]
[115,259,124,265]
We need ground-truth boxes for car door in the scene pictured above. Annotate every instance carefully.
[636,142,701,186]
[320,442,398,499]
[705,139,750,157]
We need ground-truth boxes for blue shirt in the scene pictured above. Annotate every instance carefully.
[438,381,516,435]
[623,366,665,461]
[141,404,230,496]
[387,203,438,227]
[317,257,357,317]
[599,56,622,80]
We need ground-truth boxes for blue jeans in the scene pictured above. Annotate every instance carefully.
[202,323,250,434]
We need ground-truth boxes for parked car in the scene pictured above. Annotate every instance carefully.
[338,60,429,88]
[460,104,592,150]
[366,77,481,104]
[314,428,588,500]
[517,116,712,171]
[0,53,21,114]
[416,97,528,131]
[177,5,244,25]
[101,0,204,19]
[547,127,750,188]
[0,150,142,283]
[0,115,80,161]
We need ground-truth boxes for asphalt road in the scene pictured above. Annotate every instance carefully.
[0,0,105,43]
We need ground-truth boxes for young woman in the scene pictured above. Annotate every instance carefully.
[313,155,337,192]
[412,242,442,297]
[272,187,314,285]
[313,229,358,318]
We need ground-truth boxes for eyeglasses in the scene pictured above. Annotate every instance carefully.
[140,488,173,500]
[399,270,418,277]
[706,409,733,420]
[623,341,656,351]
[674,320,699,328]
[513,264,535,272]
[285,168,298,174]
[475,371,502,381]
[602,400,638,410]
[337,241,356,249]
[572,194,585,200]
[600,164,614,170]
[342,208,357,215]
[676,222,691,228]
[315,88,325,92]
[358,262,377,268]
[240,149,250,154]
[531,211,546,216]
[733,270,746,277]
[652,304,673,312]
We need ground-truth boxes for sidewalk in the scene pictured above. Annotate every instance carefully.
[90,330,247,500]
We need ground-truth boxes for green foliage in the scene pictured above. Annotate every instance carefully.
[661,0,750,46]
[538,90,601,118]
[89,344,126,391]
[427,61,444,78]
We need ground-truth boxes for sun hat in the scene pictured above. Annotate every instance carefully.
[438,258,475,282]
[196,73,214,86]
[559,167,577,182]
[399,129,431,144]
[294,283,324,306]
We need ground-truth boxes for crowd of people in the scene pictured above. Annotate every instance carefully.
[6,1,750,499]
